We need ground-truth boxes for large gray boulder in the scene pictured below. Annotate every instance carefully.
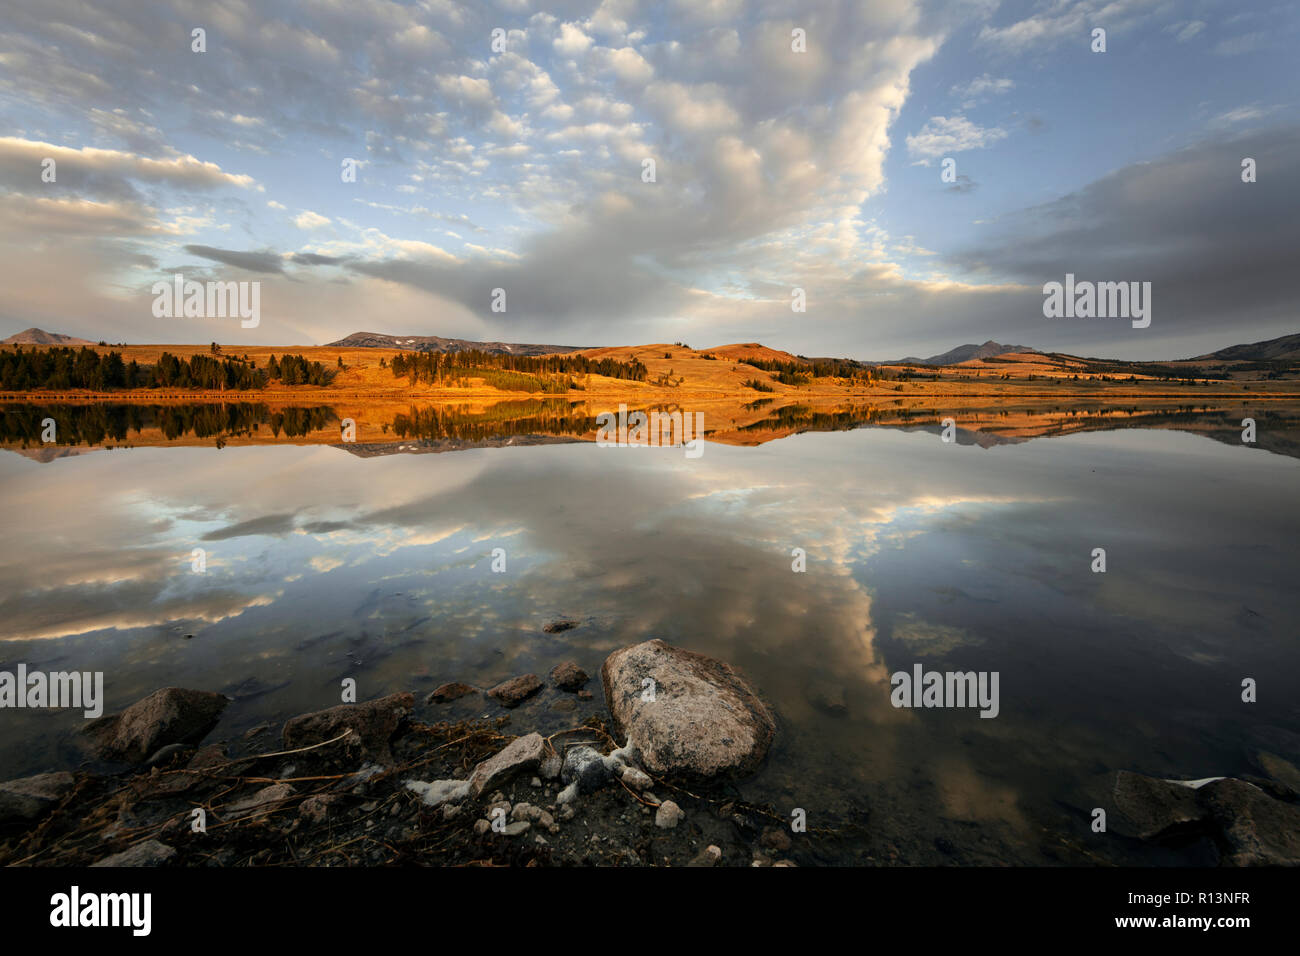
[81,688,228,764]
[600,639,775,779]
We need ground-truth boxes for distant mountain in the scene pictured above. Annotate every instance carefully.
[326,331,585,356]
[892,340,1039,366]
[1189,332,1300,363]
[1,327,95,346]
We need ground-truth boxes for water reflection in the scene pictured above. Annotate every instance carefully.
[0,402,1298,865]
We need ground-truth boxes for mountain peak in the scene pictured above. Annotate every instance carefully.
[1,327,95,346]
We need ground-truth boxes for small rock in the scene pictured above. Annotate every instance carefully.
[809,684,848,717]
[501,820,530,837]
[550,661,589,691]
[473,819,491,836]
[226,783,295,819]
[281,692,413,766]
[562,745,609,794]
[91,839,177,867]
[426,682,478,704]
[655,800,684,829]
[299,794,338,823]
[760,827,792,852]
[539,754,562,780]
[687,844,722,867]
[621,766,653,791]
[486,674,543,708]
[468,732,547,795]
[556,782,579,806]
[543,620,579,634]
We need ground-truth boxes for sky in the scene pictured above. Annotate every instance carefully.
[0,0,1296,361]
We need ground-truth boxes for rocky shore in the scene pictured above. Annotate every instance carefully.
[3,636,1297,867]
[0,639,810,867]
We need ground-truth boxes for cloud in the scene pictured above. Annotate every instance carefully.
[948,126,1300,354]
[1167,20,1206,43]
[907,116,1007,163]
[1214,33,1265,56]
[978,0,1165,52]
[183,245,286,274]
[950,73,1013,107]
[553,22,594,56]
[0,137,254,195]
[293,210,332,230]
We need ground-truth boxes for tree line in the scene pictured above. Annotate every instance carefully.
[741,356,878,384]
[0,347,331,390]
[389,348,648,385]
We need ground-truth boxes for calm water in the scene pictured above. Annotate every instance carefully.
[2,413,1298,864]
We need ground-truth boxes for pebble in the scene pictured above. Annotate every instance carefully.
[654,800,684,829]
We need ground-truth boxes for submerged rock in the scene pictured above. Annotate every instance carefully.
[82,688,228,764]
[543,620,579,634]
[281,692,413,766]
[426,682,478,704]
[486,674,543,708]
[601,639,775,779]
[550,661,589,691]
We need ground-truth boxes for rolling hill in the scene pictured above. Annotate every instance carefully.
[1189,332,1300,363]
[1,327,95,346]
[892,340,1039,366]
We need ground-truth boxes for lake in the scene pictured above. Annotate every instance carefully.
[2,401,1298,864]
